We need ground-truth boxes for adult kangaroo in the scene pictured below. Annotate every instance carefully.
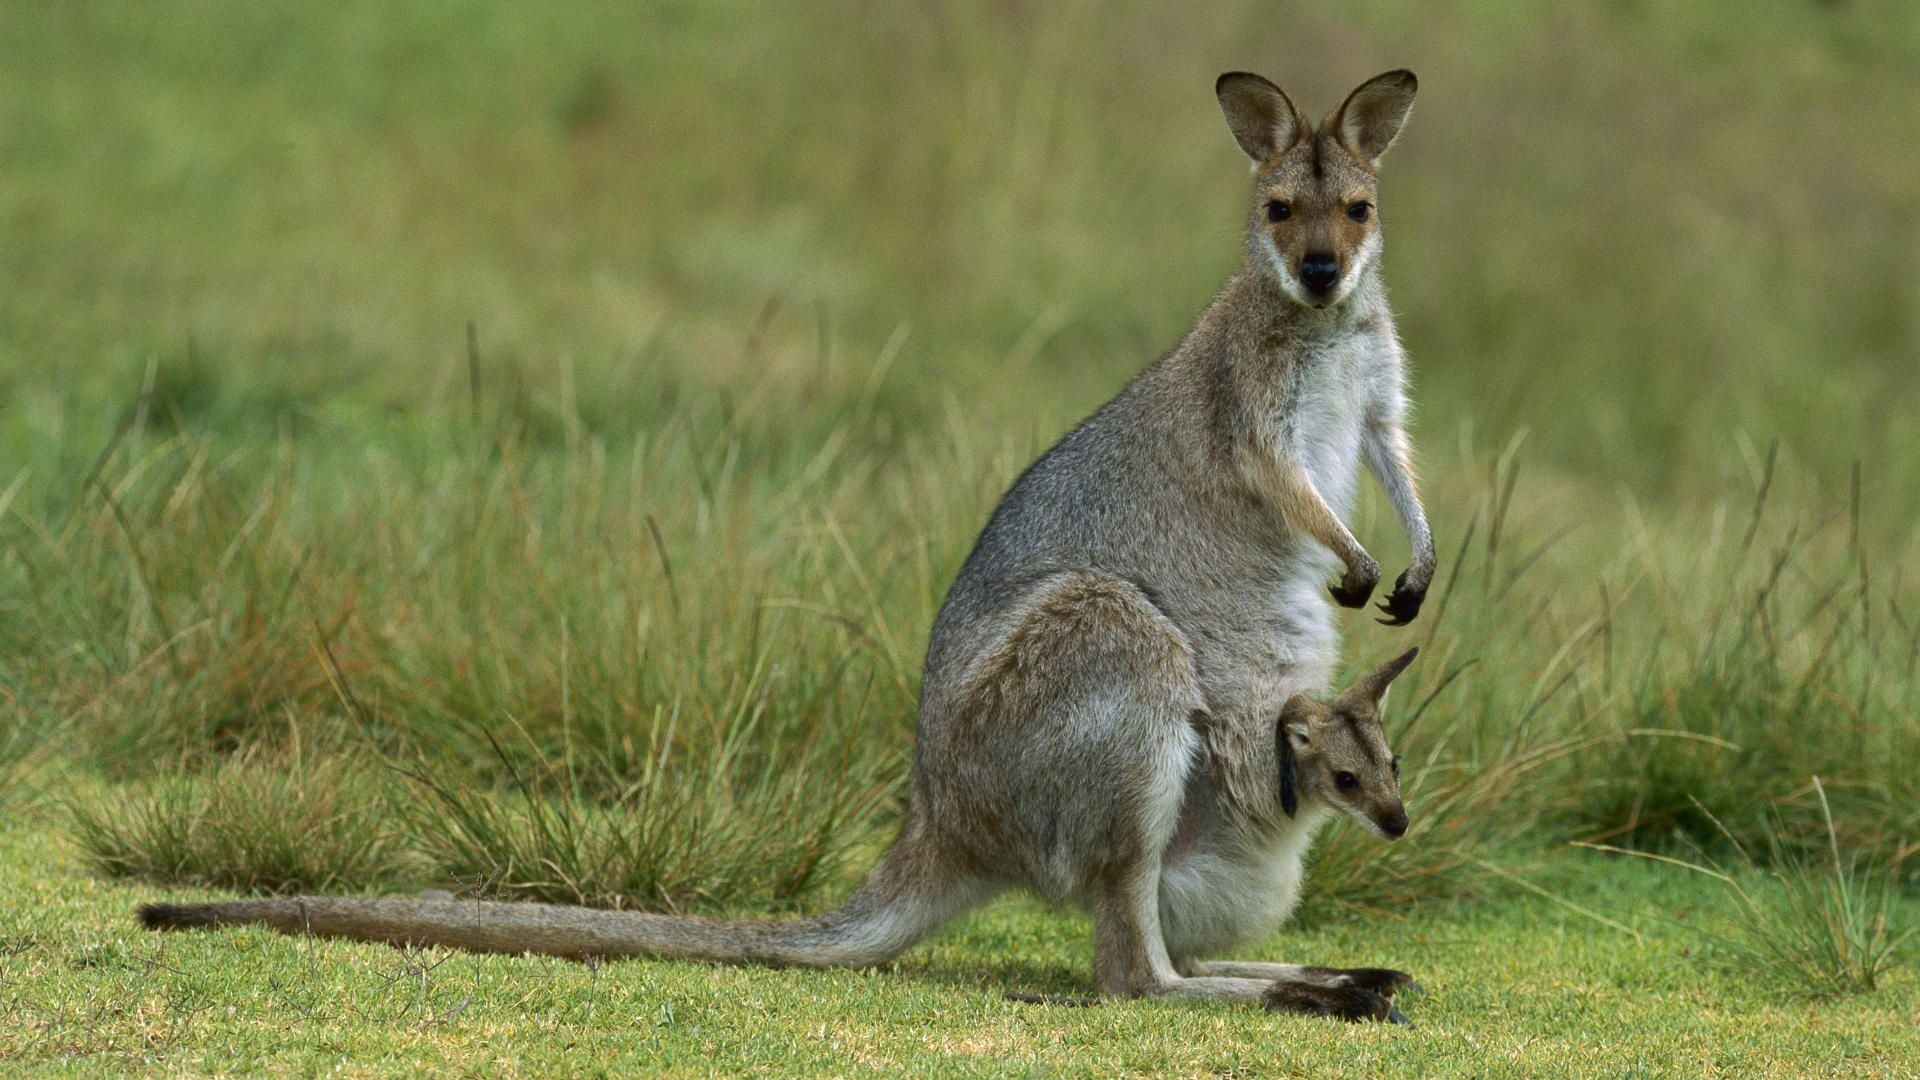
[144,70,1437,1022]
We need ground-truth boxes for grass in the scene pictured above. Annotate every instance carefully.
[4,807,1919,1076]
[1589,782,1915,999]
[3,0,1919,1071]
[67,735,413,897]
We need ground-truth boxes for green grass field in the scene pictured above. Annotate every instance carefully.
[3,1,1918,1074]
[5,807,1917,1076]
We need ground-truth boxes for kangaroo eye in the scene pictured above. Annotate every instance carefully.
[1347,202,1371,222]
[1334,771,1359,792]
[1390,756,1400,777]
[1266,200,1291,222]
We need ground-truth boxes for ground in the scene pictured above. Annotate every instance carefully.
[4,811,1914,1077]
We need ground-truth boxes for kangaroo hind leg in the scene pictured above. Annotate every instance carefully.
[956,572,1274,1005]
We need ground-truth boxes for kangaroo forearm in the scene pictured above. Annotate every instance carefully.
[1363,422,1435,577]
[1237,443,1369,567]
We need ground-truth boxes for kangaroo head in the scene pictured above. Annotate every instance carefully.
[1276,647,1418,839]
[1215,70,1417,310]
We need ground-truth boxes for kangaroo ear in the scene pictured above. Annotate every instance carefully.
[1276,694,1315,818]
[1216,72,1306,163]
[1350,647,1419,707]
[1329,69,1417,166]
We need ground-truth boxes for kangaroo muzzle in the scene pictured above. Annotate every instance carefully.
[1298,252,1340,297]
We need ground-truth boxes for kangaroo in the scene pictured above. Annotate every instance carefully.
[141,70,1437,1022]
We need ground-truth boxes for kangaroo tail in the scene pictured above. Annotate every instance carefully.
[139,838,983,968]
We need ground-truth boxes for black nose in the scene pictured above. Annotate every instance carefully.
[1299,253,1340,295]
[1379,812,1409,839]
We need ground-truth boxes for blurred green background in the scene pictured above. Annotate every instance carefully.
[6,2,1917,505]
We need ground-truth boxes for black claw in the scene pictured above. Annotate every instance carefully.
[1373,571,1425,626]
[1386,1006,1412,1026]
[1329,577,1376,608]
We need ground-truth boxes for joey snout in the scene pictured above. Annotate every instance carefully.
[1373,803,1409,840]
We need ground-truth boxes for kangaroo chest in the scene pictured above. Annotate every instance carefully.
[1283,333,1377,520]
[1166,329,1384,706]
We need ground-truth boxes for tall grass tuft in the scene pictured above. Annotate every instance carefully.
[392,693,902,913]
[24,373,938,910]
[68,734,414,895]
[1587,780,1913,998]
[1562,459,1920,865]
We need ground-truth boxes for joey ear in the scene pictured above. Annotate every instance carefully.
[1349,647,1419,707]
[1276,694,1315,818]
[1216,72,1306,162]
[1277,722,1299,818]
[1329,69,1417,166]
[1279,693,1318,739]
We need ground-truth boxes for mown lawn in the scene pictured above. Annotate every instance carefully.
[3,803,1915,1077]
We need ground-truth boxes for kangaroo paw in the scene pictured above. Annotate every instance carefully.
[1330,582,1371,608]
[1374,571,1425,626]
[1329,571,1378,608]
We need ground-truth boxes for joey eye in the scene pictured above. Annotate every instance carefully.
[1266,201,1291,222]
[1334,771,1359,792]
[1346,202,1371,222]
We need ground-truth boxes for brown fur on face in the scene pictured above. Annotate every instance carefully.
[1215,71,1417,309]
[1278,648,1417,838]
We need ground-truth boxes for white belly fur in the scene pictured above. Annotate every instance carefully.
[1157,807,1331,960]
[1292,342,1370,522]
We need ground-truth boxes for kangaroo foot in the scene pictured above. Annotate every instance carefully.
[1262,979,1408,1023]
[1307,965,1418,998]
